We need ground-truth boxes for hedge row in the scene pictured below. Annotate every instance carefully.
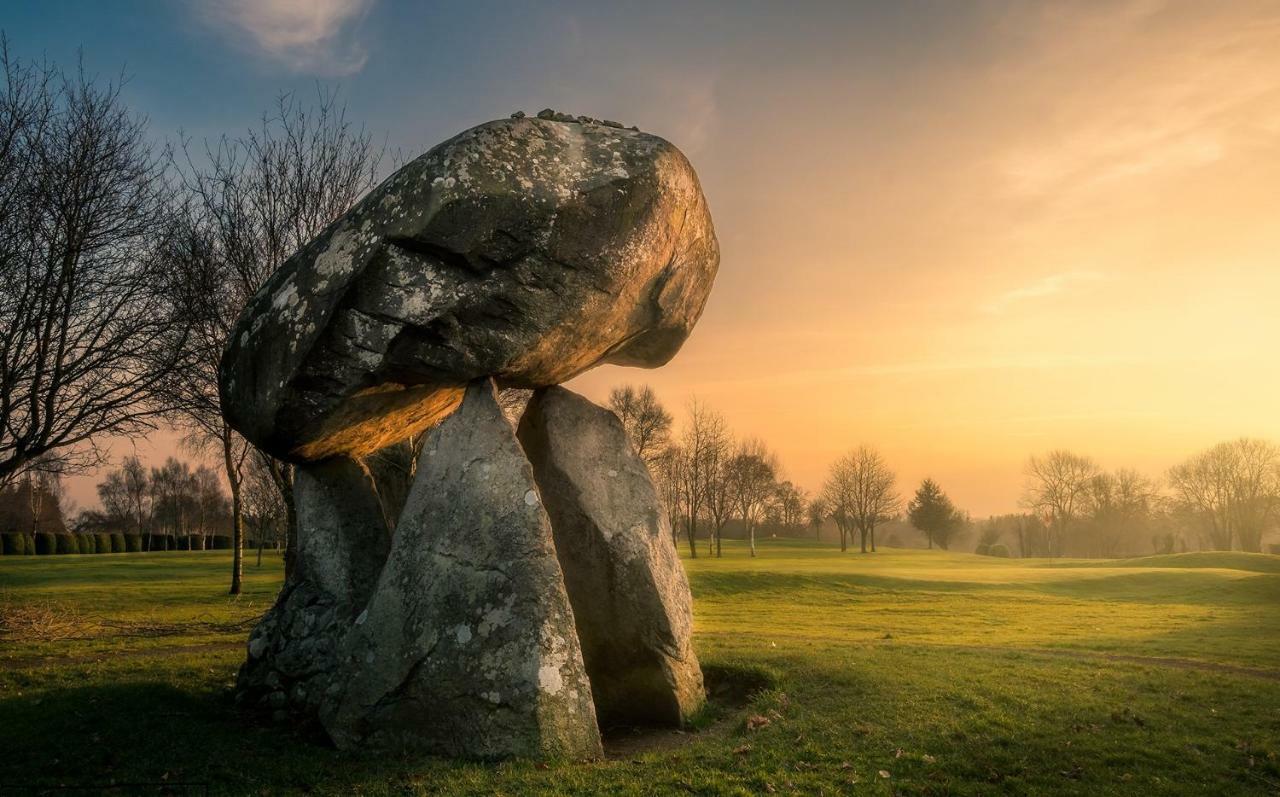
[974,542,1011,558]
[0,533,233,555]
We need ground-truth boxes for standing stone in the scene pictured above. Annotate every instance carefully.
[321,380,602,759]
[518,386,704,728]
[238,457,390,714]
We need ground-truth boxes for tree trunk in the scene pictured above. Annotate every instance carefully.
[749,523,756,557]
[266,458,298,581]
[685,513,698,559]
[229,478,244,595]
[870,526,877,552]
[222,427,245,596]
[859,526,867,553]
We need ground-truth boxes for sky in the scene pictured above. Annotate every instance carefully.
[6,0,1280,517]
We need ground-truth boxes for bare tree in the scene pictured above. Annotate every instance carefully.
[726,438,777,557]
[0,41,180,485]
[1021,450,1099,557]
[1168,438,1280,552]
[674,400,729,558]
[121,455,149,535]
[243,452,286,567]
[609,384,674,467]
[824,446,899,553]
[807,496,827,541]
[96,467,134,529]
[773,480,806,533]
[652,445,687,549]
[160,88,383,593]
[1079,468,1158,557]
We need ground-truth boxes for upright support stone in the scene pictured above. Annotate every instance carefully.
[518,386,705,728]
[237,456,390,715]
[322,380,602,759]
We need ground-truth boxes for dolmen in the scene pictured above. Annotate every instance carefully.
[220,111,719,759]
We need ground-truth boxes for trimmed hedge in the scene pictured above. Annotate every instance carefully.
[210,536,232,550]
[124,534,142,553]
[34,532,56,555]
[974,543,990,556]
[1,533,25,555]
[55,535,77,554]
[110,533,126,553]
[78,535,95,554]
[94,533,112,553]
[988,543,1011,558]
[23,535,34,555]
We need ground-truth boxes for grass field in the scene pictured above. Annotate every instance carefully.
[1,541,1278,795]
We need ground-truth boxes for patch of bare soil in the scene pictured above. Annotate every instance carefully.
[601,663,776,759]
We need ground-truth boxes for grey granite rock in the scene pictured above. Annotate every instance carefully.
[236,456,391,714]
[219,115,718,463]
[321,380,602,759]
[518,386,705,728]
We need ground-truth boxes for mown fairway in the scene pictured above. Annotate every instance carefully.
[1,541,1278,795]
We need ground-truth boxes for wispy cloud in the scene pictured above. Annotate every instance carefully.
[992,2,1280,203]
[981,271,1105,314]
[200,0,374,76]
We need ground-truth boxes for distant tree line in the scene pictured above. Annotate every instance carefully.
[612,385,1280,559]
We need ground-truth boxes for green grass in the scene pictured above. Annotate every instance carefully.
[1,541,1278,795]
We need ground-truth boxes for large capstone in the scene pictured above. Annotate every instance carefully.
[219,116,719,463]
[320,380,602,759]
[518,386,705,728]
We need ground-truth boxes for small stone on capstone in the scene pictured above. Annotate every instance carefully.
[629,125,640,131]
[553,112,576,123]
[536,108,555,119]
[511,110,526,118]
[603,120,623,128]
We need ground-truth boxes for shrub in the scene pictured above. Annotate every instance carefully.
[110,533,126,553]
[34,533,55,555]
[987,543,1011,558]
[80,535,97,554]
[55,535,78,554]
[95,533,112,553]
[23,535,34,555]
[1,533,25,555]
[124,534,142,553]
[147,534,167,552]
[974,543,991,556]
[211,536,232,550]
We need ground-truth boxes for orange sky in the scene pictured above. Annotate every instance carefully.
[45,0,1280,517]
[571,2,1280,515]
